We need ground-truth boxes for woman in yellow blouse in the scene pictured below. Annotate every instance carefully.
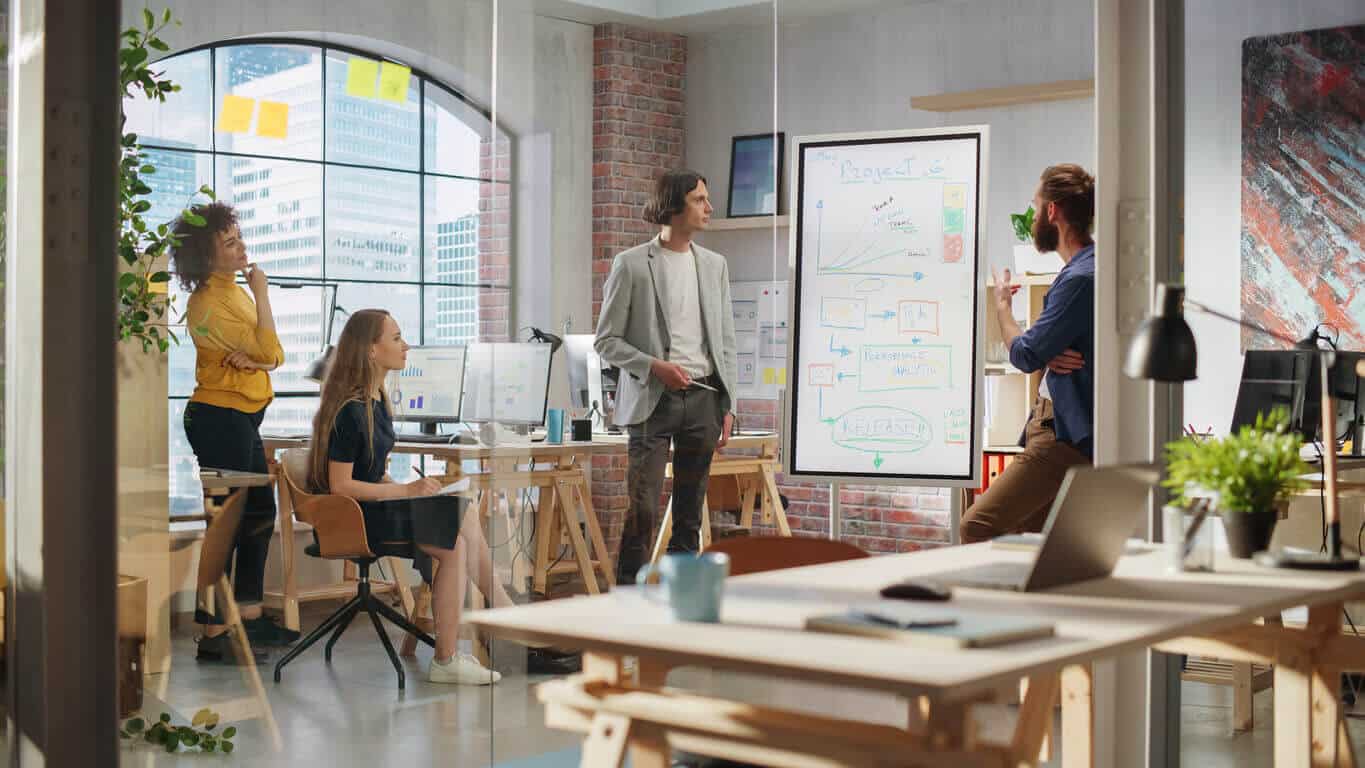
[171,201,295,662]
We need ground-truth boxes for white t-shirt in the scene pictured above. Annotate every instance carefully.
[658,242,712,378]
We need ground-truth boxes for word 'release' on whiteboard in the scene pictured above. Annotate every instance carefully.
[785,127,987,486]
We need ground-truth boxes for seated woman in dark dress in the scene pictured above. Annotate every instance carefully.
[307,309,514,686]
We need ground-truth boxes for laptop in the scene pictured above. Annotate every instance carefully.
[924,464,1158,592]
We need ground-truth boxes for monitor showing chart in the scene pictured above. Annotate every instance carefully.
[458,342,554,425]
[390,346,465,427]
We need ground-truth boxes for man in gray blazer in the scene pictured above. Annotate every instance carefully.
[595,169,738,585]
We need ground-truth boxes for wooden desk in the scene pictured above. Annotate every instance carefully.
[261,436,623,632]
[471,544,1365,767]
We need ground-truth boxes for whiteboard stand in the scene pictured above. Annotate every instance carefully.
[828,481,841,541]
[949,488,962,546]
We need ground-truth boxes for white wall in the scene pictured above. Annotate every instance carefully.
[1182,1,1364,435]
[686,0,1095,280]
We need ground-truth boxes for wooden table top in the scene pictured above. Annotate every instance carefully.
[262,432,780,460]
[469,542,1365,703]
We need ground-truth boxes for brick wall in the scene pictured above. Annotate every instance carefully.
[478,134,511,341]
[585,22,952,556]
[590,23,688,555]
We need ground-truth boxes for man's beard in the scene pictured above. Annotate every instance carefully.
[1032,208,1060,253]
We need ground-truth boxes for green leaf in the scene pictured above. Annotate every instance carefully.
[140,164,156,174]
[222,726,237,739]
[126,717,145,733]
[163,8,172,23]
[164,733,179,753]
[221,741,234,754]
[199,184,216,200]
[131,200,152,213]
[143,8,155,29]
[148,38,170,52]
[123,46,149,69]
[159,712,171,724]
[183,211,206,227]
[150,271,170,282]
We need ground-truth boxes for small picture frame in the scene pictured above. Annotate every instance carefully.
[726,132,784,218]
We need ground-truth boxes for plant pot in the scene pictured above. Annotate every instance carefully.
[1221,509,1278,559]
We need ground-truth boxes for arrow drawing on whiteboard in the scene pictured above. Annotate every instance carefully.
[873,453,884,470]
[816,200,824,267]
[868,309,896,320]
[828,337,851,357]
[837,372,858,382]
[911,337,923,344]
[819,389,835,424]
[912,271,925,281]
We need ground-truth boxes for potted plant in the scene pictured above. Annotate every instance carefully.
[1163,408,1310,558]
[1009,205,1059,276]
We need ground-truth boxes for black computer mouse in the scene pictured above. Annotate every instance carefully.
[879,580,952,602]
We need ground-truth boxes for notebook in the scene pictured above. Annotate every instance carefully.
[805,608,1054,650]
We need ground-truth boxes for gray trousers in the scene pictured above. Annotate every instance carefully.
[617,387,723,585]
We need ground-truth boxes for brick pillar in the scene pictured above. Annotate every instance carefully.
[478,134,512,341]
[590,23,687,561]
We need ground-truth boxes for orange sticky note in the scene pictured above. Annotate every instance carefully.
[378,61,412,103]
[216,94,255,134]
[256,101,289,139]
[346,57,378,98]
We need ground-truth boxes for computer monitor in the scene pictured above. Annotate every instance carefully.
[1230,350,1314,440]
[1305,351,1364,444]
[458,342,554,426]
[564,334,596,410]
[389,345,465,435]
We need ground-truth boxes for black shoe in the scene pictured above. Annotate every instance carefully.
[195,631,269,665]
[490,642,582,676]
[243,616,300,647]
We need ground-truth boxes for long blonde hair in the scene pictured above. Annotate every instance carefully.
[308,309,392,493]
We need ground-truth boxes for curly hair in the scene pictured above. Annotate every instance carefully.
[169,201,240,293]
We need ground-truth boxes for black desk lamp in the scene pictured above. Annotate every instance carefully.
[303,284,347,384]
[1125,283,1357,571]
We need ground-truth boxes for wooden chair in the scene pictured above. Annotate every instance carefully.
[194,478,282,749]
[272,449,435,689]
[703,536,869,576]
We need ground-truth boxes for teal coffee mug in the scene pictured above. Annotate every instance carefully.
[635,552,730,623]
[545,408,564,444]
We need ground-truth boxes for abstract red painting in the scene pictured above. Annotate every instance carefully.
[1241,24,1364,350]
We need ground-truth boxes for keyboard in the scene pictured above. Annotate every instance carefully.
[399,433,467,445]
[921,562,1033,592]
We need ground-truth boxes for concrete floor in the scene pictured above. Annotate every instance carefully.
[115,609,1365,767]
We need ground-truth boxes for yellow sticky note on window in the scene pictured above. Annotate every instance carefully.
[762,368,776,385]
[256,101,289,139]
[378,61,412,103]
[777,368,787,385]
[216,94,255,134]
[346,57,379,98]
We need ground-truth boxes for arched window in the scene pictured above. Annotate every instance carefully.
[124,40,510,514]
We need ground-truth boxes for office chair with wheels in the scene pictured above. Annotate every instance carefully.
[272,448,435,689]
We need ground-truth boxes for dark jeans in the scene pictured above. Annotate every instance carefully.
[617,386,723,585]
[184,401,276,624]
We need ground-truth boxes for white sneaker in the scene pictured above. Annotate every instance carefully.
[428,653,502,685]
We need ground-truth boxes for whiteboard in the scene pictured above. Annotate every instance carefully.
[784,127,987,486]
[730,280,788,401]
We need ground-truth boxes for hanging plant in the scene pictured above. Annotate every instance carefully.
[118,8,215,353]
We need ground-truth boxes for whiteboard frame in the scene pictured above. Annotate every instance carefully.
[782,125,988,488]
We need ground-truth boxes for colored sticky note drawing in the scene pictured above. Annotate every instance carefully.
[216,94,255,134]
[777,368,786,386]
[346,57,379,98]
[378,61,413,103]
[942,207,965,235]
[943,233,964,264]
[256,101,289,139]
[943,183,967,209]
[763,368,777,385]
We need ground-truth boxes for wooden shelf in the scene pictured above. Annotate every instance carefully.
[707,215,789,231]
[911,79,1095,112]
[987,273,1057,288]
